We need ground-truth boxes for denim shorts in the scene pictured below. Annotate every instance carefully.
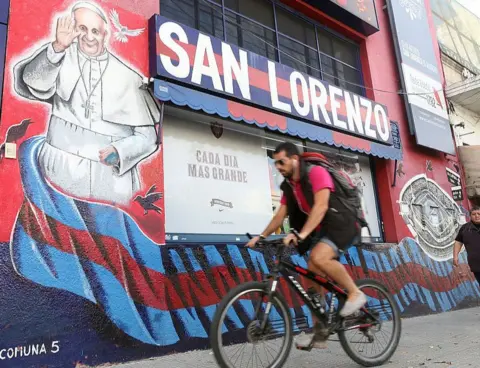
[303,235,360,258]
[318,236,341,257]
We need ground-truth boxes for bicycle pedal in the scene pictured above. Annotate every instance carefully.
[295,344,312,352]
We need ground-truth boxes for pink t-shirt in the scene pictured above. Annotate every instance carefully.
[280,166,334,214]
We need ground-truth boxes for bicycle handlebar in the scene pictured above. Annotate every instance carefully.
[246,229,302,248]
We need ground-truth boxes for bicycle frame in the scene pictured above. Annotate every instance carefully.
[259,246,375,333]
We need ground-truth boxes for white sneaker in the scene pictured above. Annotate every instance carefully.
[295,332,327,350]
[340,292,367,317]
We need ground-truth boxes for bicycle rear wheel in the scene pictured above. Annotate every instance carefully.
[338,279,401,367]
[210,281,293,368]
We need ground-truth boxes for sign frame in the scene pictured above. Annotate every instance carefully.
[149,15,394,146]
[386,0,455,155]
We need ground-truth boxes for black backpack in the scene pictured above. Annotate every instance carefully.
[302,152,370,245]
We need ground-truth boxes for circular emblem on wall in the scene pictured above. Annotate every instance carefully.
[398,174,466,261]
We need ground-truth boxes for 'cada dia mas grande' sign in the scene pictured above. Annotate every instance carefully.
[150,15,393,146]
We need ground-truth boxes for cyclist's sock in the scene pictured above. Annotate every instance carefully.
[340,291,367,317]
[295,322,329,350]
[295,332,327,350]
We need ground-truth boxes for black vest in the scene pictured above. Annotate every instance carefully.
[458,222,480,272]
[280,162,359,252]
[280,161,315,235]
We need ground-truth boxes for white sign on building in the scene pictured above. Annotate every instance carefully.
[163,114,273,235]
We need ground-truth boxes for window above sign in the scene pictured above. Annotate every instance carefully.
[159,0,365,96]
[302,0,379,36]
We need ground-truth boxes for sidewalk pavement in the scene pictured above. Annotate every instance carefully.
[107,307,480,368]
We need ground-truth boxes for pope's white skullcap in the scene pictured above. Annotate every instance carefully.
[72,1,108,23]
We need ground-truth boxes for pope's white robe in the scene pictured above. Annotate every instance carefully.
[13,42,160,205]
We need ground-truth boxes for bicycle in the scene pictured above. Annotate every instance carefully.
[210,233,401,368]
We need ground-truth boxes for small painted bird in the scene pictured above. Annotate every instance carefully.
[397,162,406,177]
[133,184,163,215]
[0,118,34,158]
[109,9,145,43]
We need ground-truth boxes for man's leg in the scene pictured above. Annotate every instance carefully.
[295,246,333,350]
[309,240,366,316]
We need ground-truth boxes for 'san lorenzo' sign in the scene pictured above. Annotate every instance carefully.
[150,15,393,146]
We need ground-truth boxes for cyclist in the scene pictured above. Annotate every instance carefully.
[247,142,366,349]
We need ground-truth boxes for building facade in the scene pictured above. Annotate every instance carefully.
[0,0,477,367]
[432,0,480,204]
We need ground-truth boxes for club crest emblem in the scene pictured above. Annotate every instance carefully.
[210,122,223,139]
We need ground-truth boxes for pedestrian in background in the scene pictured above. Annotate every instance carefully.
[453,206,480,283]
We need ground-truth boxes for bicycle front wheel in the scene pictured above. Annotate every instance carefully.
[338,279,402,367]
[210,281,293,368]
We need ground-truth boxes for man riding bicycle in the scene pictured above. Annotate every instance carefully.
[247,142,367,349]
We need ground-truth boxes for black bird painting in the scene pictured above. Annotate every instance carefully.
[0,118,34,159]
[133,184,163,215]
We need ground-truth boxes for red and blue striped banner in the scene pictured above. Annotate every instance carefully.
[149,15,396,147]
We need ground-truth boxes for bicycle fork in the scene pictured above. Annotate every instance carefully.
[258,276,279,331]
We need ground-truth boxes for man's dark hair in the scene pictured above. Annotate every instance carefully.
[471,206,480,215]
[274,142,300,157]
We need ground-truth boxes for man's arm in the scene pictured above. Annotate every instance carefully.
[260,205,287,238]
[453,241,463,267]
[298,189,330,240]
[453,226,464,267]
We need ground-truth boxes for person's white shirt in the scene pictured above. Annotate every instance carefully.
[13,6,160,205]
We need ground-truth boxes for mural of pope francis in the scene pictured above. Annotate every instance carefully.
[13,1,160,205]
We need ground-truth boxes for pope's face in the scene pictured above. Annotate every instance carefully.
[74,8,108,57]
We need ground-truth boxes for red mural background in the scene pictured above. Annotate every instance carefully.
[0,0,165,244]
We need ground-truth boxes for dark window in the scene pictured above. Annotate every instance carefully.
[161,0,223,38]
[198,2,224,39]
[278,36,320,78]
[159,0,364,94]
[161,0,196,29]
[317,27,363,95]
[225,10,277,60]
[225,0,275,28]
[276,7,316,48]
[276,6,320,77]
